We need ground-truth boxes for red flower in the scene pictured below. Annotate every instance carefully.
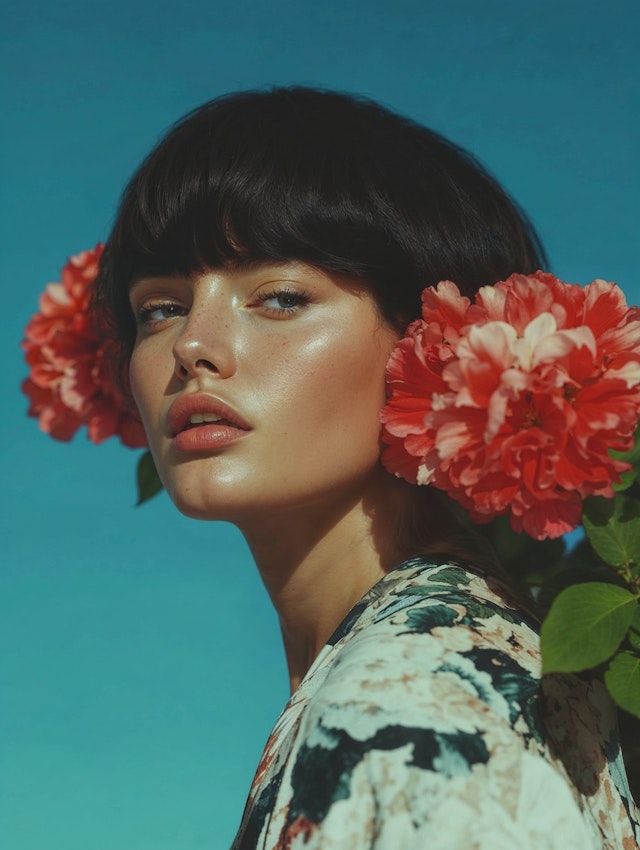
[22,246,147,448]
[381,272,640,539]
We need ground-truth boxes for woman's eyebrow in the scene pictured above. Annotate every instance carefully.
[127,260,302,296]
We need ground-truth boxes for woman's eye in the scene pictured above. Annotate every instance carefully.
[136,302,187,325]
[257,289,311,315]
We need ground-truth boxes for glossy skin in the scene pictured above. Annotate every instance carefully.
[128,263,400,531]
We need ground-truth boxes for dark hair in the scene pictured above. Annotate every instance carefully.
[93,86,546,378]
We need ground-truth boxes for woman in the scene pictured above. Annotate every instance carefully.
[94,88,638,848]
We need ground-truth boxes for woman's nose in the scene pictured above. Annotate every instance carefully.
[172,296,237,382]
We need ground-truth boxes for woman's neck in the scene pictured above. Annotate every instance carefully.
[239,471,418,693]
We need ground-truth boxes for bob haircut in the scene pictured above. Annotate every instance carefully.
[94,86,546,377]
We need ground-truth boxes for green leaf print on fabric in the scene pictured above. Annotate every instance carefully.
[424,566,473,587]
[405,603,459,632]
[402,590,525,635]
[460,596,525,626]
[471,647,541,739]
[287,722,490,826]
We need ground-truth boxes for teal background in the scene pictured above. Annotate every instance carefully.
[2,1,638,848]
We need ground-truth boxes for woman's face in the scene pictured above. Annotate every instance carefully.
[128,263,399,525]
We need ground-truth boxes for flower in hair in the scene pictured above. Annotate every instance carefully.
[22,246,147,447]
[381,272,640,540]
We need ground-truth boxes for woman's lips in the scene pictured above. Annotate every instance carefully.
[174,422,249,452]
[168,393,252,452]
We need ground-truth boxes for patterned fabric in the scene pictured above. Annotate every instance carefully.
[231,558,640,849]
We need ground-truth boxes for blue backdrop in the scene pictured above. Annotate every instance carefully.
[2,2,638,848]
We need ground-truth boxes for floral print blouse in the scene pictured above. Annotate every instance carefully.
[231,558,639,849]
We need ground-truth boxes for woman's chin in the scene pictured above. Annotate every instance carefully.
[167,488,236,522]
[158,458,254,522]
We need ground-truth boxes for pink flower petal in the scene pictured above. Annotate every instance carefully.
[381,270,640,540]
[23,245,149,450]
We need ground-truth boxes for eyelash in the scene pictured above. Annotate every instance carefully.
[135,301,186,326]
[254,287,312,315]
[134,287,312,327]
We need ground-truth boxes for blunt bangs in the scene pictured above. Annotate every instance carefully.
[94,87,546,383]
[106,89,423,283]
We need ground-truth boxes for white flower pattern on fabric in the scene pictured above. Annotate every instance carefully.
[231,558,639,850]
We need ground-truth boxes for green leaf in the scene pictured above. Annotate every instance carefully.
[582,494,640,568]
[605,650,640,719]
[629,607,640,652]
[610,425,640,468]
[610,426,640,491]
[136,451,163,505]
[536,557,627,615]
[541,582,638,673]
[613,468,637,492]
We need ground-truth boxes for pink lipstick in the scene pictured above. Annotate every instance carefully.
[168,394,252,453]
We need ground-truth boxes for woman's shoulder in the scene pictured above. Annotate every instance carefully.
[241,558,638,849]
[296,558,543,814]
[322,557,543,720]
[289,558,638,849]
[331,557,539,642]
